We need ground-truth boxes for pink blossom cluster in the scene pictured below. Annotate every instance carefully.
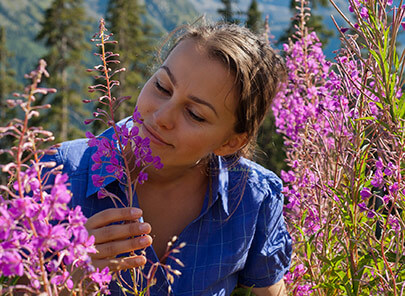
[274,0,405,294]
[0,172,110,294]
[80,18,182,294]
[86,107,162,191]
[0,60,111,294]
[84,19,162,197]
[272,28,350,237]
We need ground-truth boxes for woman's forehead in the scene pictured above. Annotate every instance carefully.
[163,39,238,115]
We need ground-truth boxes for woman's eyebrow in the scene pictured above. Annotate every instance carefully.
[160,65,177,86]
[160,65,218,117]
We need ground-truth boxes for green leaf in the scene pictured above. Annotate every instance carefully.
[396,93,405,119]
[354,116,375,121]
[231,285,255,296]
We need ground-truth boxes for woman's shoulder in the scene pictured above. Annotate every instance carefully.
[48,138,95,175]
[221,156,283,206]
[234,157,282,191]
[49,123,120,173]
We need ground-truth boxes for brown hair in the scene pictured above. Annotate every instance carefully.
[161,23,286,159]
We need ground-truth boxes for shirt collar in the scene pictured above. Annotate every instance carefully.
[209,155,231,216]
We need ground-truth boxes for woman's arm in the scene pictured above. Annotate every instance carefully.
[241,279,287,296]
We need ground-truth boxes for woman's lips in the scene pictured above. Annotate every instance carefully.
[142,124,173,147]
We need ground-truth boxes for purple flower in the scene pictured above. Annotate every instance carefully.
[358,202,368,212]
[99,138,114,158]
[389,182,399,194]
[360,187,372,200]
[360,7,369,19]
[132,106,143,124]
[51,271,73,290]
[86,131,99,147]
[114,124,140,147]
[370,169,384,188]
[91,153,102,171]
[375,159,384,170]
[137,171,148,184]
[92,174,105,187]
[90,267,112,286]
[367,210,375,219]
[0,250,23,276]
[384,162,394,176]
[105,155,123,179]
[153,156,163,170]
[281,170,296,183]
[388,216,400,232]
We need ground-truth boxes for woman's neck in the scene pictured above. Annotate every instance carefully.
[124,144,209,188]
[141,162,208,189]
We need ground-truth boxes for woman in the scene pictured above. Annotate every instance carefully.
[49,23,292,295]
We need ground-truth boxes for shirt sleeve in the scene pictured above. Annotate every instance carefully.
[238,178,292,287]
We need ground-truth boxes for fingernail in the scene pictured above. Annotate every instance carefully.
[140,236,150,245]
[131,208,141,217]
[135,257,145,265]
[139,223,150,232]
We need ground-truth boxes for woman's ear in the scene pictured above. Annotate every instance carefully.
[213,132,248,156]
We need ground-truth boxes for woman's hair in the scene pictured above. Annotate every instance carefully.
[160,22,287,159]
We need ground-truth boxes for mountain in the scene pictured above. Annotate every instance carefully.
[188,0,292,39]
[0,0,198,82]
[1,0,402,83]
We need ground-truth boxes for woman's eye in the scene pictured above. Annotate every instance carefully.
[187,109,205,122]
[154,80,171,95]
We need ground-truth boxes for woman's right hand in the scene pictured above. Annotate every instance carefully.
[85,207,152,272]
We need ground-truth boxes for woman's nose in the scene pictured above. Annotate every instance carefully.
[153,101,176,130]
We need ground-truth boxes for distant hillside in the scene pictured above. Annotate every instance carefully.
[187,0,354,57]
[0,0,198,83]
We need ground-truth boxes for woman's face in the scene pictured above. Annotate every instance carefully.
[136,39,246,169]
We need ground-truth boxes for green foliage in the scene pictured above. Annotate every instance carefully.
[35,0,92,142]
[0,26,21,186]
[231,285,255,296]
[0,0,199,86]
[217,0,240,24]
[257,0,335,173]
[144,0,198,33]
[0,27,21,121]
[280,1,405,294]
[107,0,154,116]
[279,0,334,46]
[90,0,156,135]
[246,0,262,34]
[0,0,52,82]
[255,114,287,175]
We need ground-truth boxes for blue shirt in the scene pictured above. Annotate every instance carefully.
[44,122,292,295]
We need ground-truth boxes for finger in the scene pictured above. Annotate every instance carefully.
[92,255,147,272]
[92,235,153,259]
[85,207,143,229]
[89,222,151,244]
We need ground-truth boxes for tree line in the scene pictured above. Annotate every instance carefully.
[0,0,333,174]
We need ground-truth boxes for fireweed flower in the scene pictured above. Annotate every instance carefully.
[0,60,110,294]
[275,0,405,294]
[0,174,110,294]
[360,7,369,18]
[284,264,314,295]
[82,19,182,295]
[85,108,163,190]
[360,187,372,200]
